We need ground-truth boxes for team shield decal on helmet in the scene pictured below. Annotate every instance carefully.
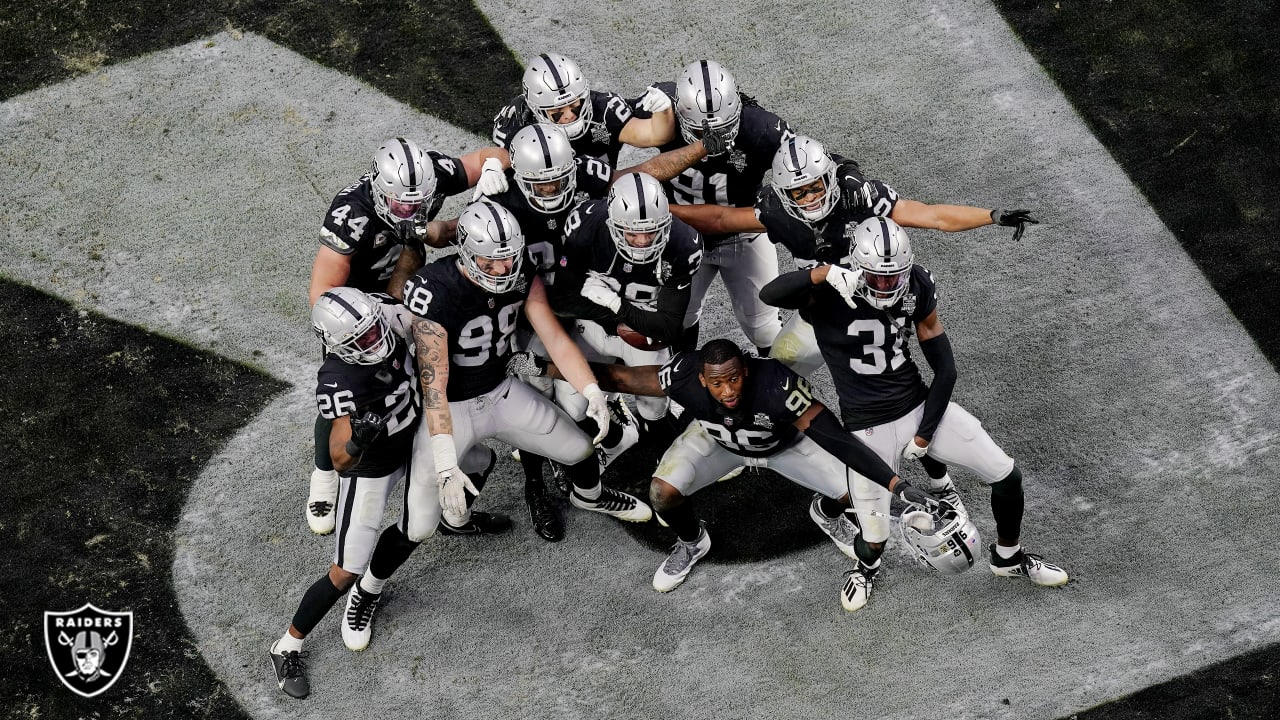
[44,603,134,698]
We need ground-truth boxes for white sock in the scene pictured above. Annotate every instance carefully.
[359,573,386,595]
[274,633,304,654]
[574,482,602,501]
[928,473,953,491]
[995,543,1022,560]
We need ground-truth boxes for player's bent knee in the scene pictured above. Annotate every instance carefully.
[649,477,684,511]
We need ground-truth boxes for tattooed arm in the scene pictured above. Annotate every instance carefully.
[411,316,453,437]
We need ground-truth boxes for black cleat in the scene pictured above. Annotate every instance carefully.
[438,511,513,536]
[268,642,310,699]
[526,488,564,542]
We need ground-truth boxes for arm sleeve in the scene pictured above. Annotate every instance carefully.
[802,408,897,490]
[615,283,690,343]
[759,268,817,309]
[916,332,957,442]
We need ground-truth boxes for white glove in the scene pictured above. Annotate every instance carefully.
[638,85,671,113]
[901,437,929,461]
[471,157,508,200]
[824,264,865,309]
[437,467,477,519]
[582,272,623,313]
[583,383,610,444]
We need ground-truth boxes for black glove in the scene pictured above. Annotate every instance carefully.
[991,208,1039,242]
[505,350,549,378]
[344,411,387,457]
[894,479,950,515]
[701,120,731,157]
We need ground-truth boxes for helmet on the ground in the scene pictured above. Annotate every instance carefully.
[510,123,578,213]
[900,504,981,575]
[456,201,526,293]
[312,287,394,365]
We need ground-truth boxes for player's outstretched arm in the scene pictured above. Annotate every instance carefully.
[759,265,826,309]
[458,146,511,186]
[309,246,353,306]
[669,204,765,236]
[891,199,1039,241]
[616,140,709,185]
[792,402,897,491]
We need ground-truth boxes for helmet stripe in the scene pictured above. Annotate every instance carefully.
[699,60,713,113]
[532,124,553,168]
[633,173,647,220]
[483,202,508,246]
[396,137,417,188]
[540,53,565,91]
[878,217,892,258]
[788,140,802,177]
[326,291,363,322]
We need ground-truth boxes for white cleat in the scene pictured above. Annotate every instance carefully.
[988,545,1069,587]
[840,561,879,612]
[341,585,381,651]
[653,525,711,592]
[305,468,339,535]
[570,486,653,523]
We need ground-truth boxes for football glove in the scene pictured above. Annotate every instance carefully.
[893,479,953,517]
[701,120,732,156]
[901,437,929,461]
[583,383,610,444]
[505,350,550,378]
[582,272,623,313]
[437,467,477,519]
[823,264,865,309]
[344,411,387,457]
[472,157,508,200]
[638,85,672,113]
[991,208,1039,242]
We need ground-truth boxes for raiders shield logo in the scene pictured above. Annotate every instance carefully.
[44,603,134,698]
[590,122,611,144]
[901,293,917,315]
[753,412,773,429]
[729,148,748,172]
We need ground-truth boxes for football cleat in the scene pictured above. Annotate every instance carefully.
[570,486,653,523]
[840,561,880,612]
[305,468,339,535]
[548,460,571,496]
[716,466,744,482]
[268,641,310,699]
[653,525,711,592]
[927,474,968,517]
[988,545,1069,587]
[341,585,381,652]
[596,398,640,474]
[525,488,563,542]
[808,494,861,561]
[438,511,513,536]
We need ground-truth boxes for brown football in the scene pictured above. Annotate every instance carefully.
[616,322,669,351]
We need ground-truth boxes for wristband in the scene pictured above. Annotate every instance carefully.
[430,432,458,474]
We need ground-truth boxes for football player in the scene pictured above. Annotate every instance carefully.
[673,133,1038,503]
[511,338,949,594]
[492,52,674,166]
[547,172,703,452]
[639,60,796,356]
[760,216,1068,612]
[268,287,496,698]
[479,123,729,542]
[339,201,653,653]
[304,137,509,536]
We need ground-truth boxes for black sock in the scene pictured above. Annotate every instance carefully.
[657,502,701,542]
[566,457,600,493]
[990,466,1025,542]
[817,495,847,519]
[576,417,624,448]
[918,453,948,480]
[854,537,883,567]
[314,414,334,471]
[464,449,495,509]
[367,525,420,581]
[290,573,345,637]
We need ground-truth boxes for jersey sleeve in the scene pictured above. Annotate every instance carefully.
[596,91,635,138]
[868,179,900,217]
[664,223,704,286]
[401,265,447,324]
[491,96,529,148]
[657,350,698,399]
[910,265,939,322]
[759,361,815,424]
[319,183,377,256]
[428,151,470,198]
[575,155,613,197]
[315,367,358,420]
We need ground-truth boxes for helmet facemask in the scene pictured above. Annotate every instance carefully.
[772,135,842,223]
[607,173,672,264]
[848,216,915,310]
[313,288,395,366]
[900,505,981,575]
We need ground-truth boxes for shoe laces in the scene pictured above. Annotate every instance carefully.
[280,649,308,679]
[346,589,378,631]
[593,487,635,511]
[663,534,705,572]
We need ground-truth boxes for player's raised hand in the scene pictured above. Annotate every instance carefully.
[823,264,865,309]
[471,157,508,200]
[991,208,1039,241]
[638,85,672,113]
[701,120,731,156]
[344,411,387,457]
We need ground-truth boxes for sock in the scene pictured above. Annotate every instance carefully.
[755,345,771,357]
[314,414,334,471]
[573,482,602,500]
[927,473,953,491]
[289,573,344,637]
[567,458,601,497]
[365,525,419,585]
[990,466,1025,542]
[918,453,948,480]
[854,537,883,567]
[641,412,689,449]
[656,502,700,542]
[275,633,305,654]
[359,573,386,595]
[995,543,1022,560]
[817,495,846,519]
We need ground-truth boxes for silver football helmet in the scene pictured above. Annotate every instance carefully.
[456,201,526,293]
[510,123,578,214]
[607,172,671,264]
[312,287,394,365]
[771,135,841,223]
[674,60,742,147]
[370,137,437,226]
[847,217,914,309]
[901,504,981,575]
[522,53,593,140]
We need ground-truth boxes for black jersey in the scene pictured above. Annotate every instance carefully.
[401,255,535,401]
[800,264,938,430]
[658,352,816,458]
[755,168,900,266]
[486,155,614,288]
[319,152,471,293]
[491,90,635,166]
[552,198,703,338]
[315,309,419,477]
